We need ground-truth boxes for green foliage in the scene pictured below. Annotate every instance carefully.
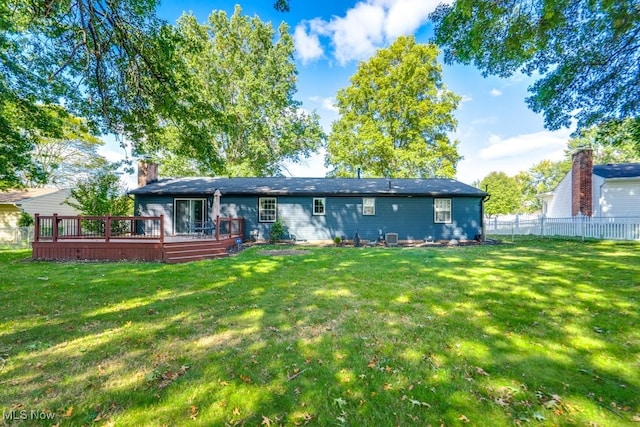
[480,171,522,215]
[65,170,132,217]
[146,6,325,177]
[333,236,342,246]
[269,218,286,243]
[431,1,640,132]
[516,160,571,212]
[0,0,179,188]
[326,36,461,178]
[567,119,640,164]
[17,212,34,227]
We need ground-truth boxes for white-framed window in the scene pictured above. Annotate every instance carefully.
[259,197,277,222]
[434,198,452,223]
[313,198,326,215]
[363,197,375,215]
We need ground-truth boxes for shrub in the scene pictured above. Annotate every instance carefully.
[269,218,285,243]
[333,236,342,246]
[18,212,34,227]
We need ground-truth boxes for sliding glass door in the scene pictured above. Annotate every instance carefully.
[174,199,205,234]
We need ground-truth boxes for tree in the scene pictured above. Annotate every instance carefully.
[19,106,109,188]
[431,1,640,133]
[480,172,522,215]
[518,159,571,212]
[1,0,179,189]
[326,36,461,178]
[567,119,640,164]
[65,169,133,217]
[143,7,325,176]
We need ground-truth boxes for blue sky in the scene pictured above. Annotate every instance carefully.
[102,0,573,186]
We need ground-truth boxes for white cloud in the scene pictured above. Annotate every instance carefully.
[293,20,325,64]
[310,96,339,114]
[384,0,446,39]
[490,88,502,97]
[321,98,339,113]
[479,129,571,161]
[296,0,451,65]
[327,2,386,64]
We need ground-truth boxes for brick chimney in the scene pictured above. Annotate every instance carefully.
[137,160,158,187]
[571,149,593,216]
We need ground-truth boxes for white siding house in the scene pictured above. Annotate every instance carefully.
[540,173,573,218]
[541,151,640,218]
[596,177,640,218]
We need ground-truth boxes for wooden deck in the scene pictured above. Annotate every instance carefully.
[32,215,244,263]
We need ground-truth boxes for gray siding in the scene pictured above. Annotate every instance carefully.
[21,190,79,216]
[134,195,174,234]
[222,195,482,242]
[135,194,483,241]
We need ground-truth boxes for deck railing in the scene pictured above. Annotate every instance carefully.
[34,214,165,243]
[214,216,244,241]
[34,214,245,243]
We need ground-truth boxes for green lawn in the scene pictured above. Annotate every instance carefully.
[1,238,639,426]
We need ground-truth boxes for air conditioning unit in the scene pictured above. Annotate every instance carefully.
[386,232,398,246]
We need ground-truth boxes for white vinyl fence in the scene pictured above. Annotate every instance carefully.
[486,215,640,241]
[0,226,35,248]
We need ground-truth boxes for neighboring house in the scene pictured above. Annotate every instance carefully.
[129,165,488,243]
[540,149,640,218]
[0,188,79,240]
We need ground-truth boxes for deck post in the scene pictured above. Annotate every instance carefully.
[34,214,40,242]
[160,215,164,243]
[105,215,111,243]
[216,216,220,241]
[52,213,58,243]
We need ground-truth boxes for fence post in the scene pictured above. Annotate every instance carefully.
[540,215,545,238]
[581,214,585,242]
[105,215,111,243]
[52,213,58,243]
[34,214,40,242]
[159,215,164,243]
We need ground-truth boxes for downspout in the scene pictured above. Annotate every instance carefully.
[481,185,491,242]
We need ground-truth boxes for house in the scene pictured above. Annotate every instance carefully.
[540,149,640,218]
[0,188,79,240]
[129,164,488,243]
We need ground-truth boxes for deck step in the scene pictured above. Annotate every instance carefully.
[162,240,236,263]
[165,252,229,264]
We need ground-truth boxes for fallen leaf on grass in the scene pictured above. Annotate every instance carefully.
[233,407,240,416]
[458,414,470,423]
[476,366,489,376]
[533,412,546,421]
[261,415,272,426]
[408,398,431,408]
[157,365,189,389]
[63,406,73,417]
[189,405,198,420]
[334,397,347,408]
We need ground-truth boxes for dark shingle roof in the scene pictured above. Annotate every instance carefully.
[129,177,486,197]
[593,163,640,179]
